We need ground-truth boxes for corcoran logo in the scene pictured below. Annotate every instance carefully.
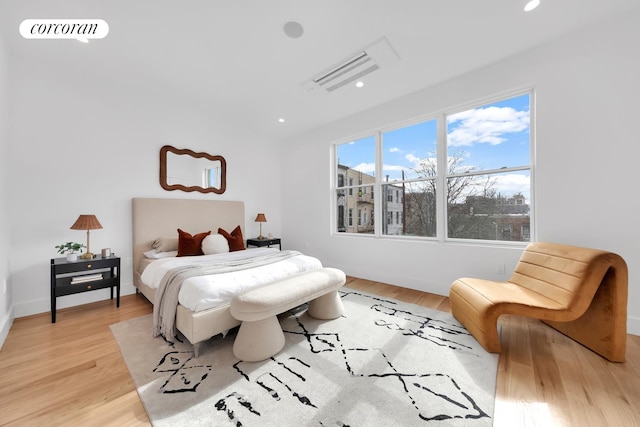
[19,19,109,43]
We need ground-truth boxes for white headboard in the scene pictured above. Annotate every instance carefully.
[131,197,245,282]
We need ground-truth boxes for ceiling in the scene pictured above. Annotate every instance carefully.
[0,0,637,141]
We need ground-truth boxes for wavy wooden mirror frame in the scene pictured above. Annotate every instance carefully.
[159,145,227,194]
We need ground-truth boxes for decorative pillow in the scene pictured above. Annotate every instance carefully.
[143,249,178,259]
[177,229,211,257]
[151,236,179,252]
[201,234,230,255]
[218,225,245,252]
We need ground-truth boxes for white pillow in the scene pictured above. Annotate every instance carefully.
[143,249,178,259]
[201,234,230,255]
[151,236,179,252]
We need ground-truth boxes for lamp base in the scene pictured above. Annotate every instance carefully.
[256,235,266,240]
[80,252,95,259]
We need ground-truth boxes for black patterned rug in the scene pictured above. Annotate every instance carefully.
[110,288,498,426]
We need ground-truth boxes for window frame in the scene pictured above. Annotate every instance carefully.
[331,88,535,246]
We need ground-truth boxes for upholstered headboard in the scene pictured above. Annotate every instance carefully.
[131,197,245,284]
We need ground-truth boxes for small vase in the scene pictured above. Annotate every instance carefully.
[66,253,78,262]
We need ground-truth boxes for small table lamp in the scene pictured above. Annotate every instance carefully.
[255,213,267,240]
[70,214,103,259]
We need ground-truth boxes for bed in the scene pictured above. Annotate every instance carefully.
[131,197,322,356]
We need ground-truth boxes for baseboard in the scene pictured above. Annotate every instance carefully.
[13,282,137,319]
[332,263,450,297]
[628,315,640,337]
[0,305,15,350]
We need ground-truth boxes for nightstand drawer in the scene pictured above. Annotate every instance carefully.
[53,258,116,274]
[55,278,117,296]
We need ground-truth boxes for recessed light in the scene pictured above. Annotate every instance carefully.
[355,81,364,88]
[524,0,540,12]
[278,118,285,123]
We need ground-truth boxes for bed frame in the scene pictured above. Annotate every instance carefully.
[131,197,247,356]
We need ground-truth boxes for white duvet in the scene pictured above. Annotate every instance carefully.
[140,247,323,312]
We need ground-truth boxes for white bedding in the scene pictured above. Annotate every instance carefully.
[140,247,323,312]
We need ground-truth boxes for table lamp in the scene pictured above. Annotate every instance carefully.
[70,214,103,259]
[255,213,267,240]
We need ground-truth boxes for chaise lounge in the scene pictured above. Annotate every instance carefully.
[449,241,628,362]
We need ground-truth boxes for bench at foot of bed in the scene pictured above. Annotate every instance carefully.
[230,267,346,362]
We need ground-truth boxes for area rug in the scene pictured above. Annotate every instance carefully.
[110,288,498,426]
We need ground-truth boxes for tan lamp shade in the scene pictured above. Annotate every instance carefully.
[70,215,103,231]
[70,214,103,259]
[255,213,267,240]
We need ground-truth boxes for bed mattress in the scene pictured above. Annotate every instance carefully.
[140,247,323,312]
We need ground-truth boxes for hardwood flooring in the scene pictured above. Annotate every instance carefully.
[1,277,639,426]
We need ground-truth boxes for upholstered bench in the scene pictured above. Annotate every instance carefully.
[230,267,346,362]
[449,242,628,362]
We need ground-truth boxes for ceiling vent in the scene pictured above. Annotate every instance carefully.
[302,36,400,93]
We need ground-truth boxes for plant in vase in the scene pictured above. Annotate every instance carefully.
[55,242,86,261]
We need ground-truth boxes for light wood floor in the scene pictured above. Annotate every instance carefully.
[1,277,639,426]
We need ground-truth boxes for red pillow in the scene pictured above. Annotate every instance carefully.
[218,226,245,252]
[177,229,211,257]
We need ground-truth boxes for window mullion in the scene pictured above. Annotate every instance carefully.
[374,131,383,237]
[436,112,447,242]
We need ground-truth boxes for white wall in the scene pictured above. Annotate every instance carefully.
[3,8,638,347]
[0,31,13,348]
[7,59,283,319]
[281,9,640,334]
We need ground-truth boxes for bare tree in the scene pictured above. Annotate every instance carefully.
[402,150,498,238]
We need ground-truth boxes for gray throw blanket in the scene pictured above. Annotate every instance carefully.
[153,250,303,340]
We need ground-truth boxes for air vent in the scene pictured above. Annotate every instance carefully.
[302,37,400,93]
[313,51,378,92]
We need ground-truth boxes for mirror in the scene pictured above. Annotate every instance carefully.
[160,145,226,194]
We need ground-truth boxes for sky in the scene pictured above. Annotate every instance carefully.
[336,93,531,200]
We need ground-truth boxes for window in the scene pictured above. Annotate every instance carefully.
[382,119,438,237]
[445,94,531,242]
[336,136,376,234]
[333,91,532,243]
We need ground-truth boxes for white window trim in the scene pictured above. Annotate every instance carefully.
[330,87,535,246]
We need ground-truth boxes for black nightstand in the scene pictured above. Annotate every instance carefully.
[246,238,281,250]
[50,255,120,323]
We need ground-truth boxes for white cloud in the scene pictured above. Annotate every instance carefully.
[405,153,421,164]
[352,162,375,173]
[447,106,529,147]
[383,164,406,171]
[389,147,401,153]
[494,173,530,199]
